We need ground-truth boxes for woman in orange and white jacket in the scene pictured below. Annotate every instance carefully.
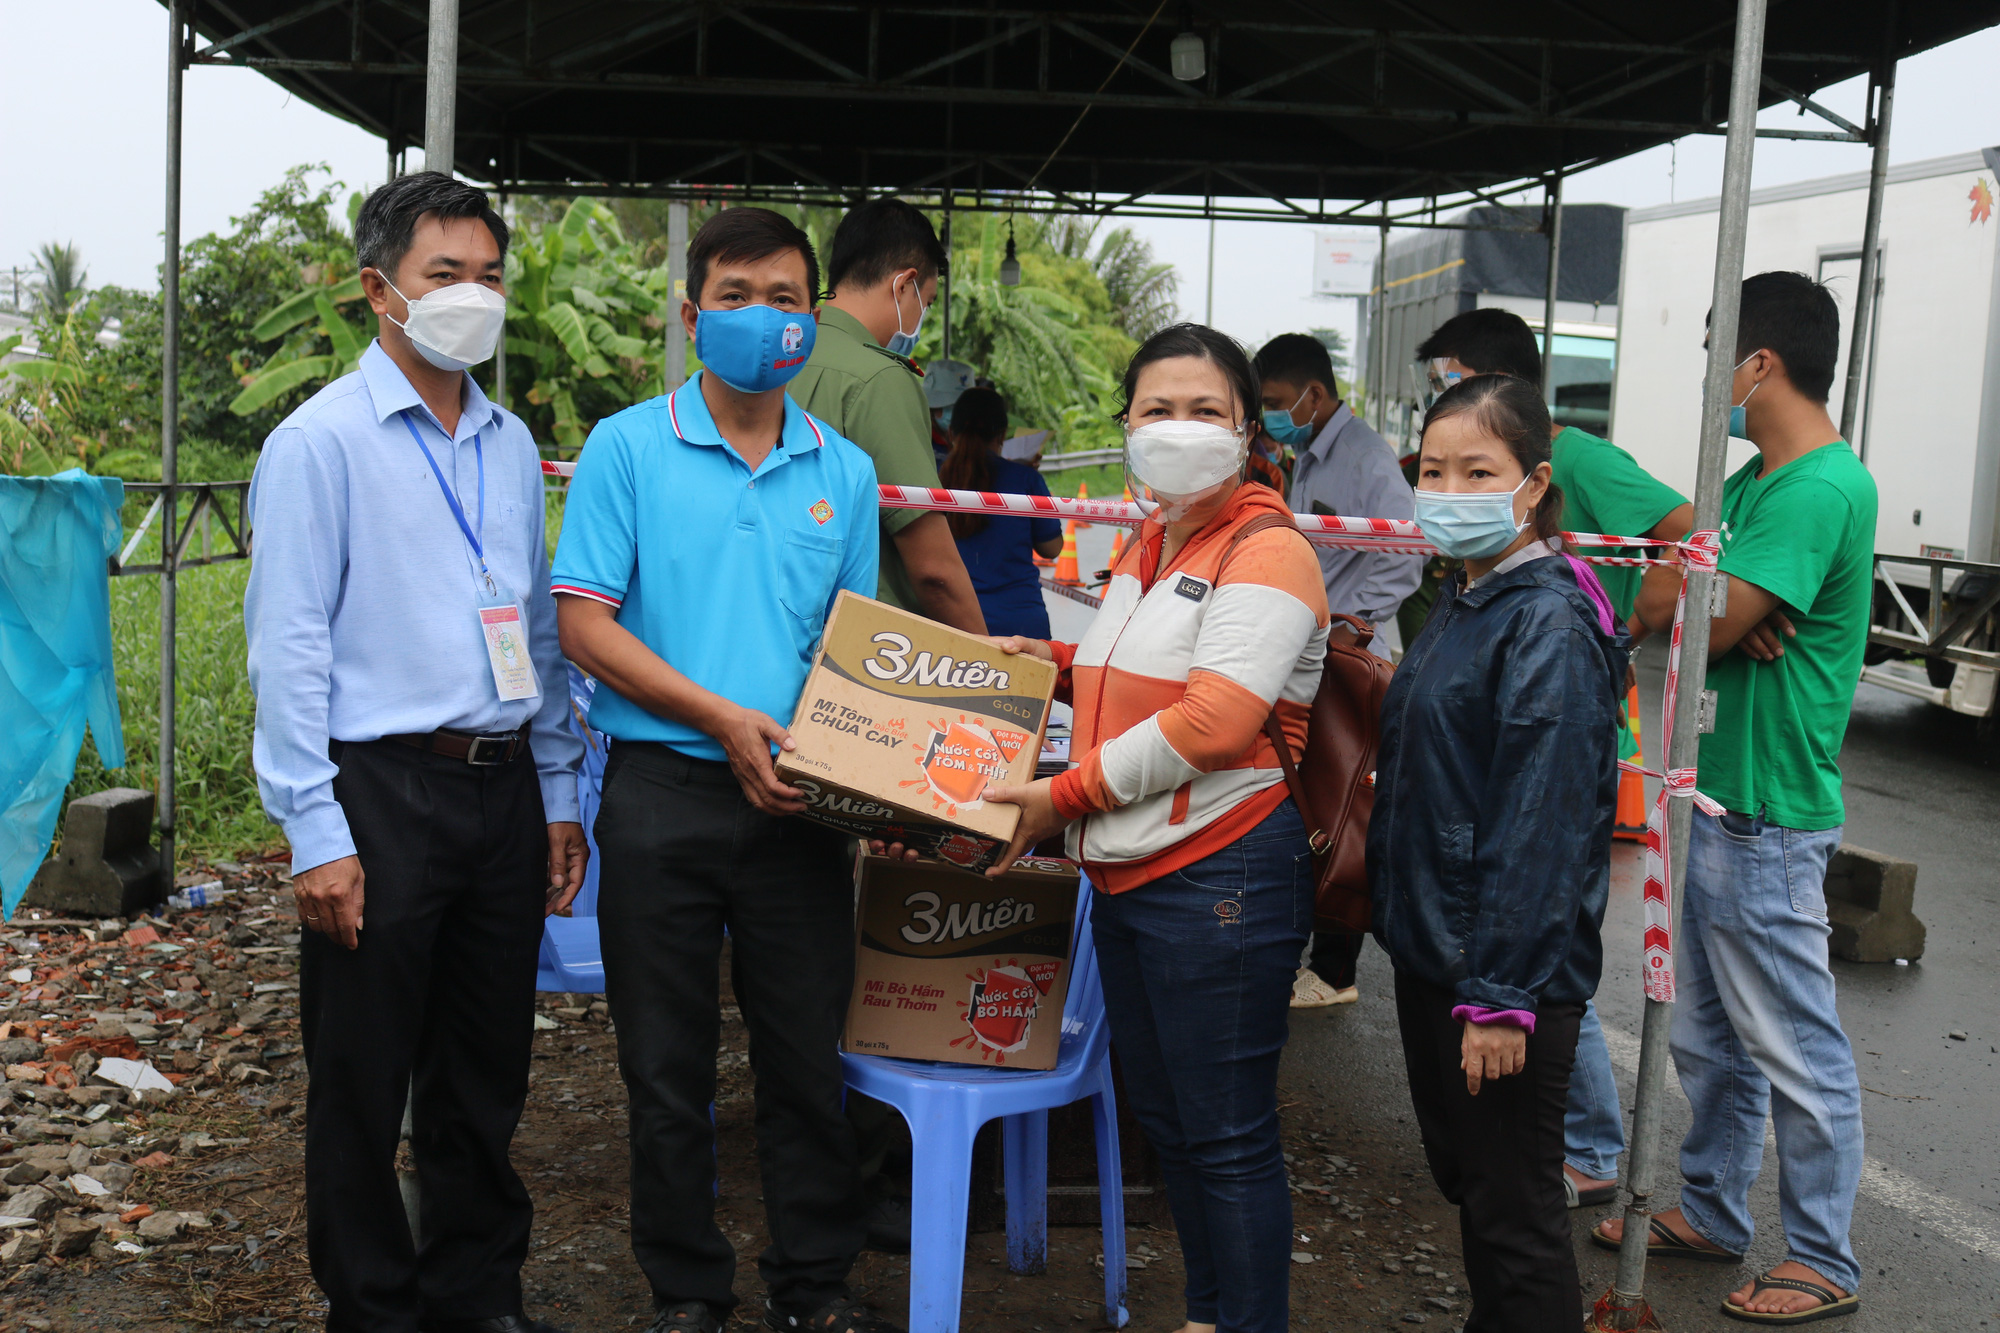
[986,324,1329,1333]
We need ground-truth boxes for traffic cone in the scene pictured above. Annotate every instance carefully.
[1053,521,1082,586]
[1106,485,1132,568]
[1075,481,1091,531]
[1614,683,1649,842]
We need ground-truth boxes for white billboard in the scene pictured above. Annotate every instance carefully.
[1312,228,1382,297]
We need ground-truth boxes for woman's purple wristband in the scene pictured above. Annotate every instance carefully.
[1451,1004,1537,1034]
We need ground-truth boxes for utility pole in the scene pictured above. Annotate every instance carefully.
[159,0,187,891]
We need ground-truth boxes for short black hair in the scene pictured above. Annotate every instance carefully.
[826,197,946,294]
[353,171,508,279]
[686,207,819,305]
[1253,333,1338,392]
[1117,322,1260,434]
[1415,308,1542,384]
[1729,271,1841,403]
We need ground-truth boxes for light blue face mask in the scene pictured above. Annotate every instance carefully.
[1412,476,1531,560]
[885,275,928,357]
[1260,387,1314,448]
[1723,350,1760,439]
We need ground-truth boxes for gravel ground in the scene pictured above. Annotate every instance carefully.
[0,861,1482,1333]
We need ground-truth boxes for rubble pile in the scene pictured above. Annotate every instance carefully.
[0,862,307,1276]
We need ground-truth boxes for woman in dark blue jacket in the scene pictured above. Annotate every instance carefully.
[1369,373,1626,1331]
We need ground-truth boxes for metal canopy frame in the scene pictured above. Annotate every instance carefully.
[161,0,1986,226]
[143,2,1964,1326]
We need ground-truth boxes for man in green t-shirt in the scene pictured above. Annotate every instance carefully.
[1601,272,1874,1323]
[788,198,986,633]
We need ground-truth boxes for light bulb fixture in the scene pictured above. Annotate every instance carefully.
[1170,29,1206,82]
[999,232,1021,287]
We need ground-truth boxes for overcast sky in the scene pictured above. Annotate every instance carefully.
[4,2,1997,357]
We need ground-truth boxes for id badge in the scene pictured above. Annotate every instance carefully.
[478,600,541,702]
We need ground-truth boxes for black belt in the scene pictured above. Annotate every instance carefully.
[387,727,526,766]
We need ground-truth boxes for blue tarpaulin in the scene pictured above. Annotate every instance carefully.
[0,469,127,918]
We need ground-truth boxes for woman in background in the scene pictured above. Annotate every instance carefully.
[938,386,1064,639]
[1369,372,1626,1331]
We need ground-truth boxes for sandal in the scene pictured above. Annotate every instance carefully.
[1291,969,1358,1008]
[1590,1215,1744,1264]
[1719,1271,1859,1325]
[1564,1170,1618,1209]
[647,1303,722,1333]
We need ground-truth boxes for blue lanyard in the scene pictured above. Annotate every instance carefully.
[400,410,490,590]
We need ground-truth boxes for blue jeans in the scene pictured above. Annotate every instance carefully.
[1091,799,1313,1333]
[1672,809,1862,1293]
[1565,1001,1626,1180]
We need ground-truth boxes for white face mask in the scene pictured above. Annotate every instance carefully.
[1124,418,1248,519]
[381,276,507,371]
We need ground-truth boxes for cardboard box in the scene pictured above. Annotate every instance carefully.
[843,852,1080,1070]
[779,592,1058,873]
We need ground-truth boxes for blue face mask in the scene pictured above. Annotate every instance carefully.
[885,275,927,358]
[694,304,816,393]
[1723,351,1760,439]
[1260,387,1314,448]
[1412,477,1531,560]
[937,405,954,431]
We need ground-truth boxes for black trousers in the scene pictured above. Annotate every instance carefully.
[300,738,549,1333]
[1393,971,1584,1333]
[594,742,867,1315]
[1306,929,1365,988]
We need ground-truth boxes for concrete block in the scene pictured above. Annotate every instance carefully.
[22,789,164,919]
[1824,843,1925,963]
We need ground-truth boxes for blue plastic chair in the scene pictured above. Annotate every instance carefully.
[537,666,608,993]
[841,880,1130,1333]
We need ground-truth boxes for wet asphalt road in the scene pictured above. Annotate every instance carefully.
[1043,526,1999,1328]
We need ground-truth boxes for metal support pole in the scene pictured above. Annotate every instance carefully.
[1602,1,1767,1323]
[1204,212,1216,325]
[159,1,186,892]
[1840,6,1896,441]
[1541,172,1565,397]
[664,198,689,391]
[495,189,508,410]
[424,0,459,173]
[1373,201,1390,434]
[940,207,953,361]
[386,137,399,183]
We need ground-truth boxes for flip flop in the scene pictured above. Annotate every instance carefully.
[1564,1172,1618,1209]
[1590,1216,1744,1264]
[1718,1271,1859,1324]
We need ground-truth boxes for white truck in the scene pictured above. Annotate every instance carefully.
[1611,148,2000,732]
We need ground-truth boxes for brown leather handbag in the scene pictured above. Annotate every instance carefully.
[1225,515,1395,934]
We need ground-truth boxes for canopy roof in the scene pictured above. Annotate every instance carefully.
[181,1,1994,221]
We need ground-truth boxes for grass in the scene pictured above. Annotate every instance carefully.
[65,554,279,864]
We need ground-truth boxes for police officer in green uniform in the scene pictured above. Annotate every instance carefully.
[789,199,986,633]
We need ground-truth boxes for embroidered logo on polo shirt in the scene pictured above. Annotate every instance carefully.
[809,498,835,525]
[1174,575,1209,602]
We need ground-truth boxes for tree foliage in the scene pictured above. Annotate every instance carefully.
[30,241,89,316]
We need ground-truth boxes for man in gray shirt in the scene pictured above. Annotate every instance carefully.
[1253,334,1420,1011]
[1253,334,1420,661]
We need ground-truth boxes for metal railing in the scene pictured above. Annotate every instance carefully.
[112,481,252,576]
[1869,553,2000,667]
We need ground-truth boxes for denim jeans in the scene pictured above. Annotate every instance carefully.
[1564,1002,1626,1180]
[1672,808,1862,1294]
[1092,799,1313,1333]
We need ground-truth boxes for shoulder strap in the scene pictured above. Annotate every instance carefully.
[1222,513,1323,848]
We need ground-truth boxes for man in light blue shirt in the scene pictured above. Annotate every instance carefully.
[553,208,894,1333]
[244,172,582,1333]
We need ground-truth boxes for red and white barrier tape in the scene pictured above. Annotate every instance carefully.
[541,463,1692,566]
[546,453,1722,996]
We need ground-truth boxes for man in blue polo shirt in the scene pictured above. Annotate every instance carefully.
[552,209,894,1333]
